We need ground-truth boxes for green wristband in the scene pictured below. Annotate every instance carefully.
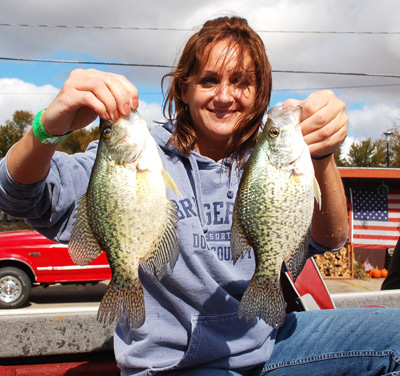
[32,109,72,145]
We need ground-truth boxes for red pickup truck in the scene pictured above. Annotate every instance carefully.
[0,230,111,308]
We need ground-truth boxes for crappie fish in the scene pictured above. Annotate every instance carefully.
[69,110,180,329]
[231,105,321,329]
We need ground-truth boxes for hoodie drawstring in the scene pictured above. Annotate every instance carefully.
[188,154,209,234]
[227,168,234,199]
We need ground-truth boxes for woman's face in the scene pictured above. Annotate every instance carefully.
[182,39,256,160]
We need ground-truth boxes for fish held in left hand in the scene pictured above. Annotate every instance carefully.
[231,105,321,329]
[69,110,180,329]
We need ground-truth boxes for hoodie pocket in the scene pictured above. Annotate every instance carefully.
[177,311,272,368]
[149,312,273,375]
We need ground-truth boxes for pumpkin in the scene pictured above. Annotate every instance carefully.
[368,270,374,278]
[372,269,382,278]
[381,269,388,278]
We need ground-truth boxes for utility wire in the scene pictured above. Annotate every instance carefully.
[1,56,400,78]
[0,56,172,69]
[0,22,399,34]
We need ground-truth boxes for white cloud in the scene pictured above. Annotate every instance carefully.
[0,0,399,143]
[0,77,164,133]
[137,101,164,127]
[0,78,57,125]
[348,103,400,141]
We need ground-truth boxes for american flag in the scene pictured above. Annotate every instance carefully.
[352,189,400,249]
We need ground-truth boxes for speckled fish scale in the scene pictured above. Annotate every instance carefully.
[69,111,180,329]
[231,105,321,329]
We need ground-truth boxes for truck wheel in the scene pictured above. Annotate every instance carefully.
[0,267,31,308]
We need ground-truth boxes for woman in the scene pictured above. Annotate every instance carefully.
[1,16,399,376]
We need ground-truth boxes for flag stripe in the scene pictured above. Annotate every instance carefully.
[353,228,400,236]
[352,189,400,249]
[354,234,399,240]
[353,220,400,228]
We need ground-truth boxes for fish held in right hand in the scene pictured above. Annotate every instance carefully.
[69,110,180,329]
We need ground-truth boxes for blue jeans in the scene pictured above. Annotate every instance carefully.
[163,308,400,376]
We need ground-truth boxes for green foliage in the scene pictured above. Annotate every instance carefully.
[390,128,400,168]
[58,127,99,154]
[346,138,387,167]
[0,110,34,158]
[0,110,99,157]
[334,145,347,167]
[344,128,400,168]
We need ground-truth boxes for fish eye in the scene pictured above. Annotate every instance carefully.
[103,127,112,138]
[268,127,280,138]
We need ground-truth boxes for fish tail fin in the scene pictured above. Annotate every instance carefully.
[238,275,286,329]
[97,279,145,329]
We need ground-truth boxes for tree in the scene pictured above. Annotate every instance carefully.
[346,138,387,167]
[0,110,33,158]
[334,145,347,167]
[58,127,99,154]
[0,110,99,157]
[389,128,400,168]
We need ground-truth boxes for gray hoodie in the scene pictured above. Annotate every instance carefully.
[0,121,331,375]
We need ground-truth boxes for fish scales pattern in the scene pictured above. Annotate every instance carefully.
[231,105,318,329]
[69,111,179,329]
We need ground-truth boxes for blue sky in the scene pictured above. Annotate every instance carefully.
[1,0,399,156]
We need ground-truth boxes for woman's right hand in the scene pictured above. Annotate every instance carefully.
[41,69,139,136]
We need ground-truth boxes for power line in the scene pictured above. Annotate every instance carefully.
[1,56,400,78]
[0,56,172,69]
[273,70,400,78]
[0,22,399,35]
[273,83,400,92]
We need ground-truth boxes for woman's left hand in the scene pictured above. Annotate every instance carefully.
[284,90,348,158]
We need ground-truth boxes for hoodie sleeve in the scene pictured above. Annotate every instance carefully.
[0,141,98,243]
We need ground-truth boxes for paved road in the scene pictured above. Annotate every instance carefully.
[19,280,109,310]
[324,277,384,294]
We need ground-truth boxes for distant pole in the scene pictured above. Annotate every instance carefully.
[383,131,393,167]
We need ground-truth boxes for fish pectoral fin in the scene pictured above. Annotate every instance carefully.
[140,201,180,280]
[284,226,311,281]
[97,278,145,329]
[69,194,103,265]
[230,210,252,264]
[313,176,322,210]
[162,169,181,196]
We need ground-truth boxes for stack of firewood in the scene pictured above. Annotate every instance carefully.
[313,245,353,278]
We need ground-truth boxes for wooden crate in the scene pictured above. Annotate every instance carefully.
[313,243,354,279]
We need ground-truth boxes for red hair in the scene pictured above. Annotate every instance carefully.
[162,16,272,165]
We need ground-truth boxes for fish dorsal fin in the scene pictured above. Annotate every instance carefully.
[313,176,322,210]
[69,193,104,265]
[162,169,181,196]
[140,201,180,280]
